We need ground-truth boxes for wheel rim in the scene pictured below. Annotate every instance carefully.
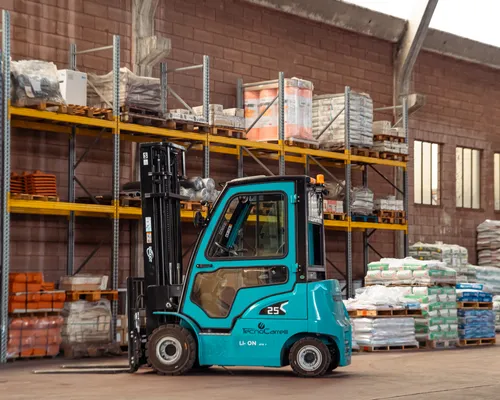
[297,345,322,372]
[156,337,183,366]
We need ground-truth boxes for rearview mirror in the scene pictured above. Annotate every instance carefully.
[193,211,207,228]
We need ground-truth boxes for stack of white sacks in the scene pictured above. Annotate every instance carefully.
[351,187,374,215]
[374,195,404,212]
[365,257,458,344]
[344,286,418,348]
[371,120,409,155]
[477,220,500,266]
[312,92,373,149]
[494,296,500,332]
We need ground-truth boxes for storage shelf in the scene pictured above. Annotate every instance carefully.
[9,199,115,218]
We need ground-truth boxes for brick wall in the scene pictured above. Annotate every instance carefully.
[5,0,500,286]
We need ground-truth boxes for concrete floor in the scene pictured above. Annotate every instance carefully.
[1,345,499,400]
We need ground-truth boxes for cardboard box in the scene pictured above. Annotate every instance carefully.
[57,69,87,106]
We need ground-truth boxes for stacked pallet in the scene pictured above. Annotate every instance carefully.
[456,284,496,347]
[7,273,65,359]
[10,172,26,194]
[58,274,120,358]
[9,170,59,200]
[313,92,373,150]
[374,196,405,224]
[345,285,419,352]
[372,121,408,155]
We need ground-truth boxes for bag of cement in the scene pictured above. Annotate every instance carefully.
[11,60,65,107]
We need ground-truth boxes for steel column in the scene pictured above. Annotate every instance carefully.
[403,96,409,256]
[203,55,210,178]
[344,86,353,299]
[278,72,285,175]
[111,35,120,340]
[362,166,368,284]
[0,10,10,364]
[160,62,167,118]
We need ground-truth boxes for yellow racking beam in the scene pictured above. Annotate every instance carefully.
[9,199,115,218]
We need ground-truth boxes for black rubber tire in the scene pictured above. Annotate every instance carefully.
[289,337,331,378]
[146,324,196,376]
[326,345,340,372]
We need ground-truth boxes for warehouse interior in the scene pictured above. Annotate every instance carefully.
[1,0,500,397]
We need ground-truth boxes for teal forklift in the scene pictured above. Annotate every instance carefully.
[126,141,352,377]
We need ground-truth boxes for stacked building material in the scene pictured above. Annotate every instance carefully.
[192,104,245,129]
[405,286,458,344]
[87,67,161,113]
[10,172,26,194]
[180,176,220,203]
[493,296,500,332]
[313,92,373,149]
[372,121,408,155]
[345,285,419,351]
[11,59,65,107]
[477,220,500,266]
[7,273,64,359]
[323,199,343,214]
[25,170,57,197]
[8,316,64,359]
[366,258,457,287]
[456,285,495,345]
[472,267,500,295]
[374,196,404,211]
[244,77,314,143]
[351,187,374,216]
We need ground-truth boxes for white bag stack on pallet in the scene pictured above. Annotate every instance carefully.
[472,266,500,294]
[192,104,245,129]
[352,318,418,347]
[87,67,161,112]
[374,196,404,211]
[493,296,500,332]
[312,92,373,149]
[477,220,500,266]
[365,258,457,286]
[351,187,374,215]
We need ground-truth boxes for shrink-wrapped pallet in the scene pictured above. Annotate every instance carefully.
[351,187,373,215]
[244,78,314,142]
[409,242,468,269]
[87,67,161,112]
[11,60,65,107]
[61,299,112,345]
[7,316,63,359]
[477,220,500,266]
[352,318,418,347]
[312,92,373,149]
[493,296,500,331]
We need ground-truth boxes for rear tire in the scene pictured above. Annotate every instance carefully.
[146,324,196,376]
[326,345,340,372]
[289,337,331,378]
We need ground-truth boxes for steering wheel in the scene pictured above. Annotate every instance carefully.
[214,241,239,257]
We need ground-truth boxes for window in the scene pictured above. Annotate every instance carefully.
[414,140,440,205]
[456,147,480,209]
[191,266,288,318]
[495,154,500,210]
[207,193,286,259]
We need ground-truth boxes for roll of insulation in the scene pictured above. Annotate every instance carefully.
[180,177,204,191]
[180,187,195,200]
[194,188,210,202]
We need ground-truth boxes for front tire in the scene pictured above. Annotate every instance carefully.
[289,337,331,377]
[146,324,196,376]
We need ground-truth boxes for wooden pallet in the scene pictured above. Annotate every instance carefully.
[210,126,246,139]
[379,152,409,162]
[418,339,458,349]
[180,201,203,211]
[67,105,113,120]
[13,100,66,112]
[375,210,406,218]
[359,344,419,352]
[75,195,113,205]
[378,216,407,225]
[65,290,119,302]
[324,212,346,221]
[10,311,62,318]
[457,301,493,309]
[10,193,59,202]
[265,137,320,149]
[7,354,58,361]
[458,337,496,347]
[119,197,141,207]
[374,134,405,143]
[348,308,423,318]
[165,119,210,133]
[61,342,122,359]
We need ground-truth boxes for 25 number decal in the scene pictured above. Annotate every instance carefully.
[259,301,288,316]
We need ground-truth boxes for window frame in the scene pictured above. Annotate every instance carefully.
[190,265,289,319]
[413,139,441,206]
[494,153,500,211]
[204,191,289,262]
[455,146,481,209]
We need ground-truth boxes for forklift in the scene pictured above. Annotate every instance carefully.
[127,141,352,377]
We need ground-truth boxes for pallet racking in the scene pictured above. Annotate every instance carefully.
[0,9,409,363]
